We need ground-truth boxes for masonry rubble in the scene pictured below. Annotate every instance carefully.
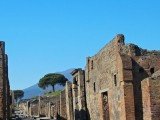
[19,34,160,120]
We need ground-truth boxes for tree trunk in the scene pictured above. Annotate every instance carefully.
[52,85,55,92]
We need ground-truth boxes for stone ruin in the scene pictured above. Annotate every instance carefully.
[0,41,11,120]
[19,34,160,120]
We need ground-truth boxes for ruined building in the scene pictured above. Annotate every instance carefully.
[0,41,11,120]
[19,34,160,120]
[85,34,160,120]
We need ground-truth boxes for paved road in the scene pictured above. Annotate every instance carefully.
[11,109,34,120]
[11,109,55,120]
[11,115,34,120]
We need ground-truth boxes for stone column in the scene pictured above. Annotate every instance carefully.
[60,90,67,119]
[48,102,51,118]
[65,81,73,120]
[38,96,41,117]
[77,70,87,117]
[72,83,78,120]
[27,101,31,117]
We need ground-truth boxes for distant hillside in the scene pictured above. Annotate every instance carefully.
[23,68,74,99]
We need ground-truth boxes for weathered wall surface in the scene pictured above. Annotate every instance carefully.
[30,101,39,117]
[0,42,10,120]
[142,71,160,120]
[65,82,73,120]
[19,102,28,116]
[71,69,87,120]
[5,55,11,120]
[0,42,6,120]
[85,35,135,120]
[19,95,62,119]
[130,50,160,119]
[18,34,160,120]
[60,89,67,120]
[39,96,60,118]
[85,34,160,120]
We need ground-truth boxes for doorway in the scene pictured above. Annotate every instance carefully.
[101,91,110,120]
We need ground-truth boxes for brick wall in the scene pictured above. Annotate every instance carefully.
[131,51,160,119]
[0,42,6,120]
[85,34,160,120]
[142,71,160,120]
[85,34,135,120]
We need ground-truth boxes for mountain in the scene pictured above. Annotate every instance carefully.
[23,68,74,99]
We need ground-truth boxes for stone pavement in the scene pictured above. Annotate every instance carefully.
[11,109,55,120]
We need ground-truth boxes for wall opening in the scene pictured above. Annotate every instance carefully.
[150,67,155,75]
[139,68,144,73]
[101,91,110,120]
[73,77,78,85]
[114,75,117,86]
[93,82,96,92]
[91,60,94,70]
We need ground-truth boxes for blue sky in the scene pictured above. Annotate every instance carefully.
[0,0,160,90]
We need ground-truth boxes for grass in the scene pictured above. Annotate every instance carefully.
[44,90,62,97]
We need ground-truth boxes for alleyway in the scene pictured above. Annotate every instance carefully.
[11,109,55,120]
[11,109,34,120]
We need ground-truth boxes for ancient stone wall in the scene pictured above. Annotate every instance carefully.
[0,42,6,120]
[30,100,39,117]
[46,96,60,118]
[65,81,73,120]
[39,96,58,118]
[84,34,160,120]
[10,91,15,117]
[0,41,10,120]
[124,44,160,119]
[5,54,11,120]
[142,71,160,120]
[60,89,67,120]
[39,99,47,117]
[85,35,135,120]
[18,35,160,120]
[18,101,28,116]
[117,54,135,120]
[0,42,10,120]
[19,95,61,119]
[71,69,87,120]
